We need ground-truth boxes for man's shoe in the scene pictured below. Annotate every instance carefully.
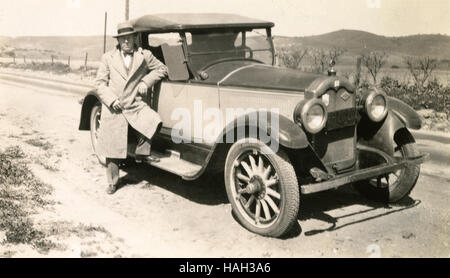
[106,184,117,194]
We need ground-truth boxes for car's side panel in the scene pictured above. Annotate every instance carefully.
[157,81,220,146]
[218,86,310,149]
[218,86,304,122]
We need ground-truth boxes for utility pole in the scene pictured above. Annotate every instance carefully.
[125,0,129,20]
[103,12,107,53]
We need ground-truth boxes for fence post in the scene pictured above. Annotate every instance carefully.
[84,52,88,71]
[51,55,54,65]
[355,56,362,87]
[68,56,70,68]
[13,54,15,64]
[23,56,26,63]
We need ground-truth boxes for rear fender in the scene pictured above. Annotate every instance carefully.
[79,90,100,131]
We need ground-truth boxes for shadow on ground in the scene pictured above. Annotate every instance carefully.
[118,163,229,206]
[116,163,420,239]
[298,185,420,237]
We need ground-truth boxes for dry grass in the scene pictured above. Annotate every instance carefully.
[23,137,59,171]
[0,145,117,257]
[0,145,56,253]
[25,138,53,151]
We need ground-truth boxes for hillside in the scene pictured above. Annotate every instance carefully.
[274,30,450,59]
[0,36,117,61]
[0,30,449,63]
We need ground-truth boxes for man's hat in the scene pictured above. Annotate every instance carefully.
[113,21,137,38]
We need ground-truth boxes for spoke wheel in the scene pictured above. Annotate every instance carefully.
[354,143,420,203]
[89,102,106,166]
[224,138,299,237]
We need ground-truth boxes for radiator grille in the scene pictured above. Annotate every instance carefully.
[313,89,357,172]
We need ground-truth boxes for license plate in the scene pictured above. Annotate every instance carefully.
[326,108,357,130]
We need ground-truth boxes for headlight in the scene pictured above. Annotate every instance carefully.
[364,90,388,122]
[294,99,328,134]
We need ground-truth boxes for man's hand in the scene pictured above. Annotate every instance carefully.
[111,99,123,113]
[137,82,148,95]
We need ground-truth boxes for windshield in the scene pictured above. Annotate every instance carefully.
[185,29,274,72]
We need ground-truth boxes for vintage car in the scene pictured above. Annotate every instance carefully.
[79,13,428,237]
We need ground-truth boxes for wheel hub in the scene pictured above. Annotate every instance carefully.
[240,175,266,199]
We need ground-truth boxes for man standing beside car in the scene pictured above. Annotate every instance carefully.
[95,21,168,194]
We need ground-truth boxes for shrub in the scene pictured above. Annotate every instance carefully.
[380,76,450,113]
[277,48,308,69]
[404,56,438,88]
[361,52,388,84]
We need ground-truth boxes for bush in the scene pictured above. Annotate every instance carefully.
[380,76,450,113]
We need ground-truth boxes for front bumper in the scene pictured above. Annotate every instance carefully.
[301,147,429,194]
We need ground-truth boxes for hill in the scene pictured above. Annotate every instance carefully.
[0,30,449,63]
[274,30,450,59]
[0,36,117,61]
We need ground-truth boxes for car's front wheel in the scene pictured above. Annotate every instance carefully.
[89,102,106,166]
[224,138,300,237]
[354,142,420,203]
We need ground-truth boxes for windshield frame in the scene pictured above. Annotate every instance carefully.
[180,27,275,78]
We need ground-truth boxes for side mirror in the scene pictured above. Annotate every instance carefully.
[161,43,189,81]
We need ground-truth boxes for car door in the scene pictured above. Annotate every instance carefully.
[157,82,220,146]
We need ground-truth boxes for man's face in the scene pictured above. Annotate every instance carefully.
[118,34,135,53]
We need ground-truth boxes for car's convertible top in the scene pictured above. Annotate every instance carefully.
[130,13,274,33]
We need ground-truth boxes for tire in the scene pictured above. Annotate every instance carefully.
[354,143,420,203]
[89,102,106,166]
[224,138,300,237]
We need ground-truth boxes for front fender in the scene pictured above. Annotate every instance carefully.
[388,97,422,130]
[218,111,309,149]
[79,90,100,131]
[358,111,415,156]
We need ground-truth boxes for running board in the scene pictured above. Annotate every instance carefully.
[130,150,203,180]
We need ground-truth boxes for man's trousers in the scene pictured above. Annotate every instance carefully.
[106,125,151,187]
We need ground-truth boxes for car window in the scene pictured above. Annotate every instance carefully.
[146,33,183,65]
[186,29,273,71]
[148,33,182,47]
[245,29,273,65]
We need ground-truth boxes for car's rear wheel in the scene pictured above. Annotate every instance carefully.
[224,138,299,237]
[354,143,420,203]
[89,102,106,166]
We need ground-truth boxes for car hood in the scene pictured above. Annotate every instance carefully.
[205,61,321,92]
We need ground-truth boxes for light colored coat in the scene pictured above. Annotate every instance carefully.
[95,47,168,158]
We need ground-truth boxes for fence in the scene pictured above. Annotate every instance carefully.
[0,53,99,71]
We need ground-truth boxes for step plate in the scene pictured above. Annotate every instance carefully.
[131,151,202,179]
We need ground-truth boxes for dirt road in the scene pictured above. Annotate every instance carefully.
[0,82,449,257]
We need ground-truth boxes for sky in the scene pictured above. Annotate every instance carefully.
[0,0,449,37]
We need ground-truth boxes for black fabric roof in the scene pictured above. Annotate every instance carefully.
[130,13,274,32]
